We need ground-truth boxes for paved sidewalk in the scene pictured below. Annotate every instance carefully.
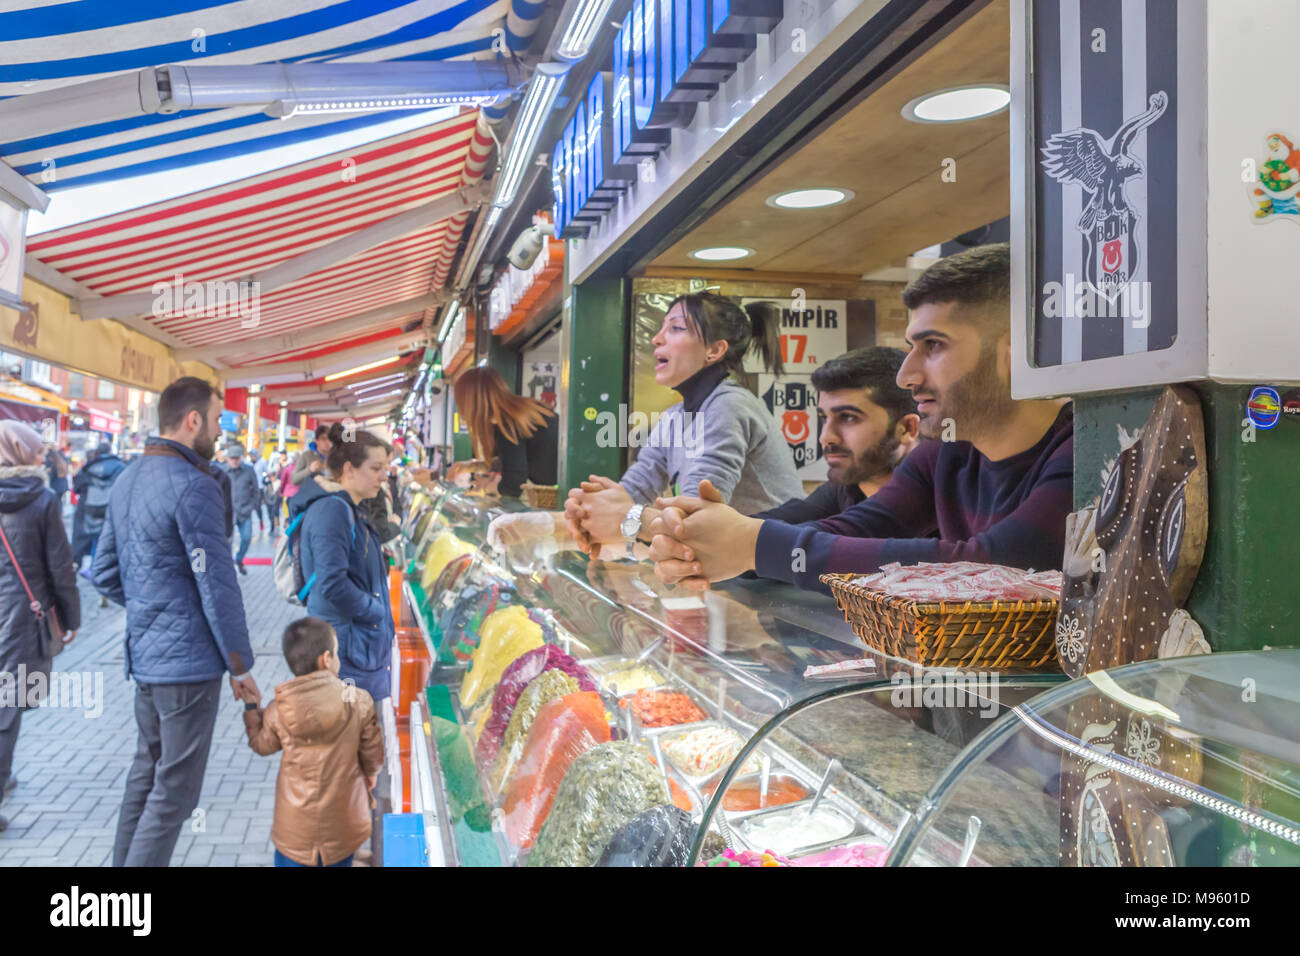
[0,521,299,867]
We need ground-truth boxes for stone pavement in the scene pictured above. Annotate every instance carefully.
[0,518,301,867]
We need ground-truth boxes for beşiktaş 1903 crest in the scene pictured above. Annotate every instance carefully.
[1040,91,1168,303]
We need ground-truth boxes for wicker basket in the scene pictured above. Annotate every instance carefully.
[820,573,1062,672]
[521,482,559,510]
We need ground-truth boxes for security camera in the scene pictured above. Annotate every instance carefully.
[507,221,556,270]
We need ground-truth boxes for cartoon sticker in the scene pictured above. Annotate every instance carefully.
[1249,133,1300,224]
[1247,386,1282,430]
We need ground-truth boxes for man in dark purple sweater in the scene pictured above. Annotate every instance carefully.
[648,243,1075,593]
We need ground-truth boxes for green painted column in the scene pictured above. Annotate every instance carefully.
[487,336,519,390]
[452,431,473,464]
[560,277,627,490]
[1072,383,1298,652]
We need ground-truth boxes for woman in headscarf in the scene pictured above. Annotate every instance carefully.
[0,421,80,833]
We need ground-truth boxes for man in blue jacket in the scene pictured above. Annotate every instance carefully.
[93,376,260,867]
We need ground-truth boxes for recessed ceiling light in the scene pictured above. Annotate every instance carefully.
[689,246,754,261]
[901,85,1010,123]
[766,187,854,209]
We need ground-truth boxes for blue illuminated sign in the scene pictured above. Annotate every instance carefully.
[554,0,781,237]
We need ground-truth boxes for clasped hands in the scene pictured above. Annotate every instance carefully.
[563,475,635,559]
[566,476,760,588]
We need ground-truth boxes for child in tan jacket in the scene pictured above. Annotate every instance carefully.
[245,617,385,867]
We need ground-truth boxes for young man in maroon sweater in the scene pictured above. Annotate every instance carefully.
[648,243,1074,593]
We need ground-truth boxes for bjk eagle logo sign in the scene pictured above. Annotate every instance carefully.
[1040,91,1168,302]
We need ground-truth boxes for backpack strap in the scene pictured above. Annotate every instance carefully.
[294,495,358,601]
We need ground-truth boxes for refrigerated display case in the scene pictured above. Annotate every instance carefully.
[392,484,1298,867]
[692,650,1300,867]
[393,484,1073,867]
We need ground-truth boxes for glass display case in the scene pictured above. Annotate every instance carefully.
[693,650,1300,866]
[394,483,1083,867]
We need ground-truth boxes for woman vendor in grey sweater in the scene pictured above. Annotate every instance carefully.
[564,292,803,556]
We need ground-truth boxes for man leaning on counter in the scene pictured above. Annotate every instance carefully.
[647,243,1076,593]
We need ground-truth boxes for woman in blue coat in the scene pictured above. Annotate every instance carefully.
[299,428,394,702]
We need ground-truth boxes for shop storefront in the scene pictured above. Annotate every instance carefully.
[383,0,1299,871]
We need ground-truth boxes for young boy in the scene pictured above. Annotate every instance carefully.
[245,617,385,867]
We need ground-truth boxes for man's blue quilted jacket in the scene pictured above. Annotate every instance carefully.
[92,437,254,684]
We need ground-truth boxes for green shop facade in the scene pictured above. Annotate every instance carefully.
[466,0,1295,654]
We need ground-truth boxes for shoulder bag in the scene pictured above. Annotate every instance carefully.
[0,522,65,658]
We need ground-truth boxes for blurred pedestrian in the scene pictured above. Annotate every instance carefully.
[0,421,80,834]
[223,443,259,575]
[71,442,126,607]
[93,376,259,867]
[71,443,125,567]
[43,444,69,509]
[263,451,284,536]
[291,424,333,489]
[244,617,383,867]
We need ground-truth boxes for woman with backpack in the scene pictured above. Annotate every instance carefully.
[71,443,127,607]
[71,444,125,569]
[0,421,80,833]
[297,429,395,703]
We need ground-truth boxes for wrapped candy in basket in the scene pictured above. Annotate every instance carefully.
[820,562,1063,671]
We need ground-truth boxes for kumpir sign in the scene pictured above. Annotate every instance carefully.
[553,0,782,237]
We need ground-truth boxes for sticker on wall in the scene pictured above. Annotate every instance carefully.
[524,361,558,409]
[1248,133,1300,224]
[1281,388,1300,423]
[1040,91,1168,303]
[758,374,826,481]
[1247,386,1282,430]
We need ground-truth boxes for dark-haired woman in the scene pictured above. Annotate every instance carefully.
[0,421,80,832]
[297,429,395,703]
[453,366,558,498]
[564,292,803,555]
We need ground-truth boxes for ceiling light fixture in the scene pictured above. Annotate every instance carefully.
[552,0,620,61]
[493,63,569,210]
[347,371,406,390]
[689,246,754,262]
[901,85,1010,124]
[437,300,463,344]
[323,356,401,382]
[351,376,409,395]
[766,188,854,209]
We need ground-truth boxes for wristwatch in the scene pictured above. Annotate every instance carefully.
[620,504,646,544]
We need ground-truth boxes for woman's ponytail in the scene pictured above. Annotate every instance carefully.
[742,300,784,377]
[671,291,786,377]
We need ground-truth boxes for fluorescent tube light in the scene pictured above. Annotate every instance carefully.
[493,63,568,209]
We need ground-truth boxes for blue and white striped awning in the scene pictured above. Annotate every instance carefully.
[0,0,536,191]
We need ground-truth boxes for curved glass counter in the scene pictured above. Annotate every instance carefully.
[394,483,1088,866]
[689,651,1300,867]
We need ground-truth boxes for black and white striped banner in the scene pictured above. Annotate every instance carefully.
[1031,0,1181,367]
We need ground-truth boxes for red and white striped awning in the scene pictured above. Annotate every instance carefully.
[27,109,494,385]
